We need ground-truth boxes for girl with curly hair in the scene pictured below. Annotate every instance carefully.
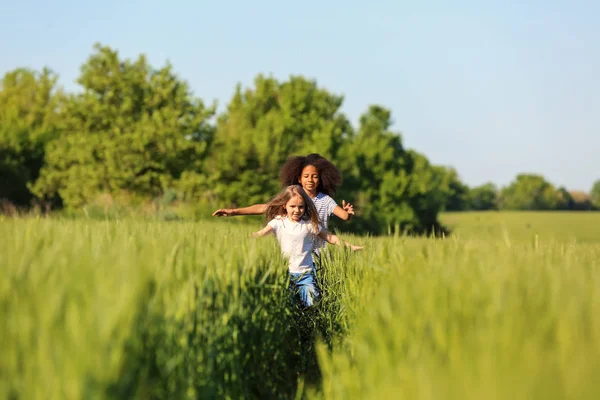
[213,153,355,255]
[252,185,363,307]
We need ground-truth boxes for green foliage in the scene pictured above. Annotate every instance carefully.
[333,106,450,235]
[556,186,574,210]
[207,74,351,207]
[404,150,452,232]
[32,43,216,208]
[335,105,408,233]
[443,167,470,211]
[591,180,600,210]
[468,182,498,210]
[2,42,593,237]
[500,174,561,210]
[0,67,63,205]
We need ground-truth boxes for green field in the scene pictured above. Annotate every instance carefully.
[441,211,600,243]
[2,212,599,399]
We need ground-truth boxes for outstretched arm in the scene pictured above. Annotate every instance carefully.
[318,230,364,251]
[213,203,267,217]
[252,224,273,237]
[332,200,354,221]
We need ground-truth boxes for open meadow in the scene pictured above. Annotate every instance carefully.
[2,211,600,399]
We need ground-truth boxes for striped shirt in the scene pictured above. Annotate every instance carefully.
[310,192,338,253]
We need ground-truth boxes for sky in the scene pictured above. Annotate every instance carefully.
[1,0,598,191]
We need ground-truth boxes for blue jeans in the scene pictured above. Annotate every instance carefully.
[289,269,320,307]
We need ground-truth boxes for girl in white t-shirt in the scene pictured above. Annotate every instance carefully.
[213,153,354,257]
[252,185,363,307]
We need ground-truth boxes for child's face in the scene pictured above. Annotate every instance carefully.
[284,194,305,222]
[298,165,319,194]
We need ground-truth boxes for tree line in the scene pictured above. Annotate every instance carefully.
[444,173,600,212]
[1,43,599,235]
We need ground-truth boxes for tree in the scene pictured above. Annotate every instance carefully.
[338,105,409,233]
[0,67,63,206]
[207,74,352,207]
[403,150,452,232]
[333,105,450,235]
[556,186,574,210]
[442,167,470,211]
[32,43,215,207]
[0,42,537,234]
[568,190,592,211]
[469,182,498,210]
[499,174,560,210]
[591,180,600,210]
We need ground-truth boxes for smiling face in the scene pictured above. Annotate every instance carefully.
[283,194,306,222]
[298,165,319,196]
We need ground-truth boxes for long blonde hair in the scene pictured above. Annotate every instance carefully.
[264,185,321,232]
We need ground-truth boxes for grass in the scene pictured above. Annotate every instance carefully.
[1,211,599,399]
[440,210,600,243]
[315,235,600,399]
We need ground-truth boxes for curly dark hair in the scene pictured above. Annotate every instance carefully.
[278,153,342,197]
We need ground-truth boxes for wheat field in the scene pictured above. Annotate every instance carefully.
[1,212,599,399]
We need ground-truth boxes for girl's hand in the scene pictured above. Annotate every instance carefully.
[212,208,233,217]
[343,240,364,251]
[342,200,354,216]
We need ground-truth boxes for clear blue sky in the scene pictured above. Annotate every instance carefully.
[2,0,598,191]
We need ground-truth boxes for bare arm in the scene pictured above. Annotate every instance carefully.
[318,230,364,251]
[332,200,354,221]
[252,224,273,237]
[213,203,267,217]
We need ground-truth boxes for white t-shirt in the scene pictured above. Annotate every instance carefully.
[268,216,324,273]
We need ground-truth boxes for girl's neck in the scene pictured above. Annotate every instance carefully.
[305,189,317,198]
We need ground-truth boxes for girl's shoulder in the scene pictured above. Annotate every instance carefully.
[315,192,338,209]
[267,215,285,226]
[316,192,336,201]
